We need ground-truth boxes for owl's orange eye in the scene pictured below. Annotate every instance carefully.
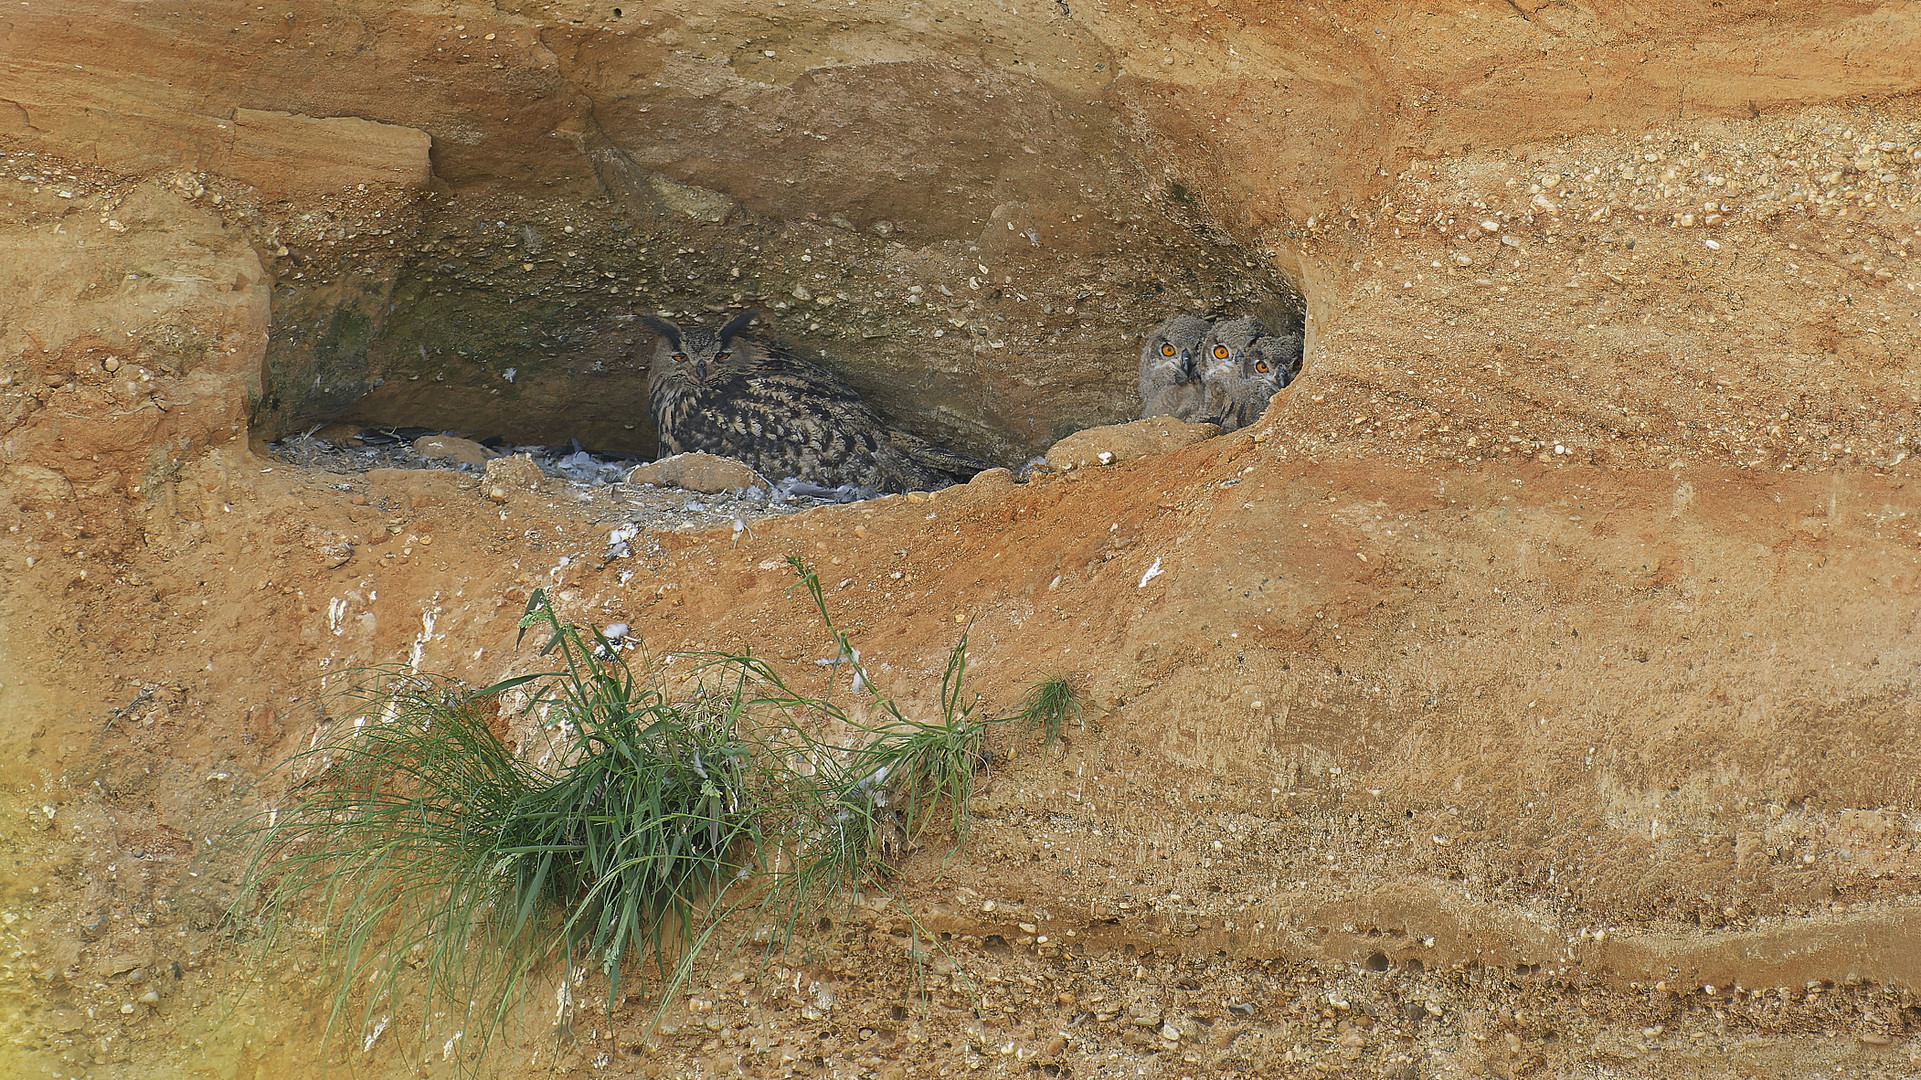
[1255,361,1271,373]
[1214,345,1229,359]
[717,352,731,361]
[673,353,687,363]
[1160,343,1177,357]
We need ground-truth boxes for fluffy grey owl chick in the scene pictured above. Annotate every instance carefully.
[1198,315,1303,433]
[643,311,991,494]
[1138,314,1212,421]
[1254,311,1305,387]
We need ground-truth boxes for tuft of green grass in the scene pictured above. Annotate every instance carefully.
[237,595,761,1072]
[775,555,997,844]
[236,561,1066,1075]
[1013,674,1086,747]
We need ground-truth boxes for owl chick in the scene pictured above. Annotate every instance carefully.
[1138,314,1212,421]
[643,311,991,494]
[1198,315,1302,433]
[1254,311,1305,387]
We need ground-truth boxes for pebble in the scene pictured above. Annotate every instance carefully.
[412,435,494,467]
[481,454,546,501]
[1044,416,1219,471]
[627,452,766,494]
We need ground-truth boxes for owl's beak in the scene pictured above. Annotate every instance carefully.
[694,360,708,381]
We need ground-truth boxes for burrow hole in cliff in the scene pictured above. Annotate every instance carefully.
[253,127,1306,494]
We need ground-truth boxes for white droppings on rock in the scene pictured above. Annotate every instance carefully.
[606,523,639,559]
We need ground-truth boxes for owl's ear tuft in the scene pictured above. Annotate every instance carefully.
[719,309,760,344]
[640,315,683,347]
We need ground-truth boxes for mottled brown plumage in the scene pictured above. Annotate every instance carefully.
[643,312,990,494]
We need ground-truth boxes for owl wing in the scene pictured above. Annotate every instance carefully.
[879,426,993,489]
[756,346,990,490]
[712,347,891,485]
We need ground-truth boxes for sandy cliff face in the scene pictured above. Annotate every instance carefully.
[4,2,1921,1078]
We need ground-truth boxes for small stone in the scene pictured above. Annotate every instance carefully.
[967,466,1014,490]
[102,356,121,372]
[413,435,493,466]
[1227,1001,1257,1017]
[137,990,160,1005]
[626,452,768,494]
[1045,417,1219,472]
[97,955,145,976]
[649,174,737,223]
[302,527,355,569]
[1159,1022,1181,1041]
[481,454,546,501]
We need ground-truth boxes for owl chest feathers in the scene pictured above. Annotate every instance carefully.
[641,313,989,492]
[1138,315,1212,421]
[654,359,873,459]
